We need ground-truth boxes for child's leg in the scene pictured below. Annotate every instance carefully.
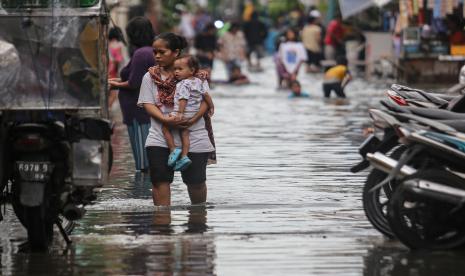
[180,129,190,157]
[322,83,331,98]
[162,124,176,151]
[334,83,346,98]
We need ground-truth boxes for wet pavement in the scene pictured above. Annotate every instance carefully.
[2,58,465,275]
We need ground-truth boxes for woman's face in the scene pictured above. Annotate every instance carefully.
[152,39,179,67]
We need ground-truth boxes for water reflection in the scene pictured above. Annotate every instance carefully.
[364,244,465,276]
[2,207,215,275]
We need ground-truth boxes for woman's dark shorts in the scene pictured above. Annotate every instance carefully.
[146,146,209,186]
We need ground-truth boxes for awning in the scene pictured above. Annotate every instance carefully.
[338,0,392,19]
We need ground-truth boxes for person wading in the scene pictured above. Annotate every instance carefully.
[138,33,215,206]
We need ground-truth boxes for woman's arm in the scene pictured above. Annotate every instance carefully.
[109,80,130,89]
[143,103,189,127]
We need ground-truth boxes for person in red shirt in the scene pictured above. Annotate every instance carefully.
[324,14,345,61]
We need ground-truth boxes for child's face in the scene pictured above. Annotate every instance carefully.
[291,83,301,94]
[174,58,195,80]
[231,68,241,77]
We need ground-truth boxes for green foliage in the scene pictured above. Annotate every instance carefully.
[267,0,302,19]
[159,0,187,32]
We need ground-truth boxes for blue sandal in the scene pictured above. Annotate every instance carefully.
[167,148,182,167]
[174,156,192,171]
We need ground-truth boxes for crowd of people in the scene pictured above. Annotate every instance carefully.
[175,5,356,98]
[106,6,362,206]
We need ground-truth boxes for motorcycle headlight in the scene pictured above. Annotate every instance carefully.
[72,139,102,180]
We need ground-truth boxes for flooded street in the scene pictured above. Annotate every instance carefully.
[2,58,465,275]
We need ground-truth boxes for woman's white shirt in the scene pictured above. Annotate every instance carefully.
[137,72,215,153]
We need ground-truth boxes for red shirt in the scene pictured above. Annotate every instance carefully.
[324,20,344,46]
[450,31,465,45]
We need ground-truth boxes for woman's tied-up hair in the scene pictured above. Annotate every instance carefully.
[155,33,188,56]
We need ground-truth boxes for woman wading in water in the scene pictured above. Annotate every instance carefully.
[138,33,215,206]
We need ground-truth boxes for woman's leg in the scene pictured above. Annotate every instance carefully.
[181,152,209,204]
[152,182,171,206]
[147,147,175,206]
[187,182,207,204]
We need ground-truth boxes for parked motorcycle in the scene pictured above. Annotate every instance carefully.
[0,1,112,250]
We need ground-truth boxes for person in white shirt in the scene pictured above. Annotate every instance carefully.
[275,28,308,88]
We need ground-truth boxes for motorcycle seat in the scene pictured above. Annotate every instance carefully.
[407,106,465,120]
[381,100,465,120]
[440,120,465,133]
[391,84,452,106]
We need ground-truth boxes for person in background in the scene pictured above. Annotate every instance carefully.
[322,56,351,99]
[194,23,218,73]
[324,14,345,61]
[276,28,307,88]
[194,8,212,34]
[178,8,196,46]
[229,65,250,85]
[108,26,128,109]
[218,23,247,80]
[301,15,322,72]
[288,80,309,98]
[108,17,155,172]
[243,11,268,71]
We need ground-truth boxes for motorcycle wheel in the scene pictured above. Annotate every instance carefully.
[387,170,465,250]
[362,146,405,238]
[11,182,54,251]
[363,169,396,238]
[24,205,54,251]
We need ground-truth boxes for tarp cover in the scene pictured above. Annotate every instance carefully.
[0,7,105,109]
[338,0,392,19]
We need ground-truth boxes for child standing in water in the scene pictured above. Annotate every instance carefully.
[162,55,214,171]
[322,56,352,98]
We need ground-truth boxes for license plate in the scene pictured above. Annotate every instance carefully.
[358,135,381,158]
[16,162,54,182]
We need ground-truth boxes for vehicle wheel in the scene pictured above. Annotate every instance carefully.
[362,146,405,238]
[387,170,465,250]
[24,205,54,251]
[11,182,54,251]
[363,169,396,238]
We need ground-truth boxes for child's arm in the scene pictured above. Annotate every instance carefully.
[203,92,215,117]
[341,72,352,88]
[176,99,188,120]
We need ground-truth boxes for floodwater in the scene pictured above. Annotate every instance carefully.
[2,58,465,275]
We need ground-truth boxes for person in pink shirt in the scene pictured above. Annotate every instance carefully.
[324,14,345,61]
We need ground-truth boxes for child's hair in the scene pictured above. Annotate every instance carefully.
[336,56,348,66]
[176,54,200,73]
[290,80,301,87]
[230,64,241,73]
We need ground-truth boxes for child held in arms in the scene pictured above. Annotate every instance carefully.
[163,55,214,171]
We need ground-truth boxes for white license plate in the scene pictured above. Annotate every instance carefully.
[16,162,53,182]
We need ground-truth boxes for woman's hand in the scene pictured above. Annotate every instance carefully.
[108,80,119,89]
[208,106,215,117]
